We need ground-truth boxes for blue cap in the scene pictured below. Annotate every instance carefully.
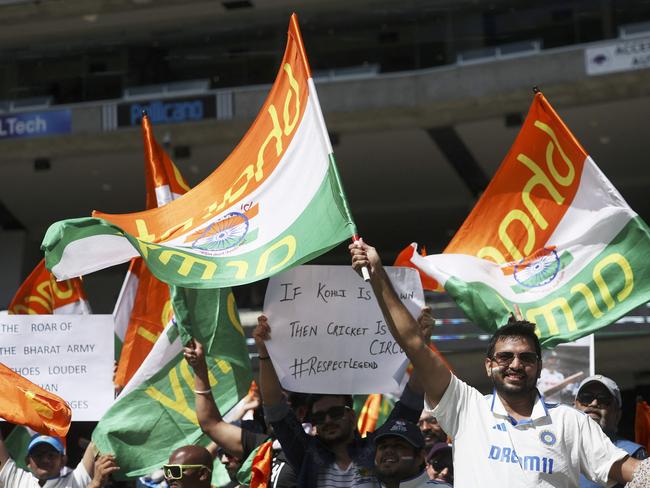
[27,435,64,455]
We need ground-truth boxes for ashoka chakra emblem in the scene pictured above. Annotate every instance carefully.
[513,248,560,288]
[191,212,249,254]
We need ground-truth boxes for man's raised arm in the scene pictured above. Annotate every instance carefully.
[252,316,284,408]
[253,315,309,472]
[183,340,245,458]
[350,239,451,408]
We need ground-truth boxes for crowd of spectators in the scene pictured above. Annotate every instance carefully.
[0,242,648,488]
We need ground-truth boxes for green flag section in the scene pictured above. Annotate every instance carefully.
[42,15,356,289]
[402,92,650,347]
[5,425,33,470]
[92,288,252,479]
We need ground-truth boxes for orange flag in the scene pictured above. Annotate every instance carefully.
[357,394,382,437]
[8,259,89,315]
[250,440,274,488]
[635,399,650,452]
[0,363,71,437]
[113,114,190,388]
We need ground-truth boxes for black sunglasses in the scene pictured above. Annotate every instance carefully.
[311,405,350,425]
[577,392,613,407]
[490,351,539,366]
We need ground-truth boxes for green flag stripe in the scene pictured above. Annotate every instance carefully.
[92,288,252,479]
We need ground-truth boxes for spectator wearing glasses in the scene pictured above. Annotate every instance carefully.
[575,375,648,488]
[425,443,453,485]
[162,445,213,488]
[350,240,649,487]
[253,315,426,488]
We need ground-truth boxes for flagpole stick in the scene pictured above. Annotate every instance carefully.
[353,234,371,282]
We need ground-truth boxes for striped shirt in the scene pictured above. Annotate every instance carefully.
[316,461,377,488]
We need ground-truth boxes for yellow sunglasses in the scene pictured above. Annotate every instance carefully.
[162,464,211,480]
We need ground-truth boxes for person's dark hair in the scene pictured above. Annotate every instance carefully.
[307,393,354,414]
[486,319,541,359]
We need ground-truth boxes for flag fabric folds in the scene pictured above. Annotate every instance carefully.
[400,92,650,346]
[0,363,72,437]
[635,399,650,453]
[8,259,89,315]
[92,287,252,479]
[354,394,394,437]
[42,14,356,289]
[113,114,189,388]
[356,394,383,437]
[394,244,439,291]
[6,257,89,465]
[237,439,273,487]
[3,425,35,469]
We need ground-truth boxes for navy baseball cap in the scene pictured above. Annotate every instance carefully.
[27,435,64,455]
[374,418,425,449]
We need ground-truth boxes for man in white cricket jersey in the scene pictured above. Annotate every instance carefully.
[350,240,649,488]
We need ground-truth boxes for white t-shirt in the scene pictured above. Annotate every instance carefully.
[0,458,92,488]
[425,374,627,488]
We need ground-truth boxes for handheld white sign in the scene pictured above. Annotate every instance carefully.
[0,314,115,421]
[264,265,424,394]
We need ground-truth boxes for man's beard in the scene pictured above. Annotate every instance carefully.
[376,456,422,483]
[492,365,536,397]
[318,419,353,445]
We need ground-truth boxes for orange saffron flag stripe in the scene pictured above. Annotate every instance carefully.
[142,114,190,209]
[250,440,274,488]
[635,399,650,452]
[0,362,71,437]
[357,394,382,437]
[445,92,587,263]
[8,259,87,315]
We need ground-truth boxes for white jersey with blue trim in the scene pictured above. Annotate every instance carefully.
[424,374,627,488]
[0,458,91,488]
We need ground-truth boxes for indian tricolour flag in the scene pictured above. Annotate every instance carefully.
[400,92,650,347]
[42,14,356,288]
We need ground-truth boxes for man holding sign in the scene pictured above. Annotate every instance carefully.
[253,313,428,488]
[350,240,650,488]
